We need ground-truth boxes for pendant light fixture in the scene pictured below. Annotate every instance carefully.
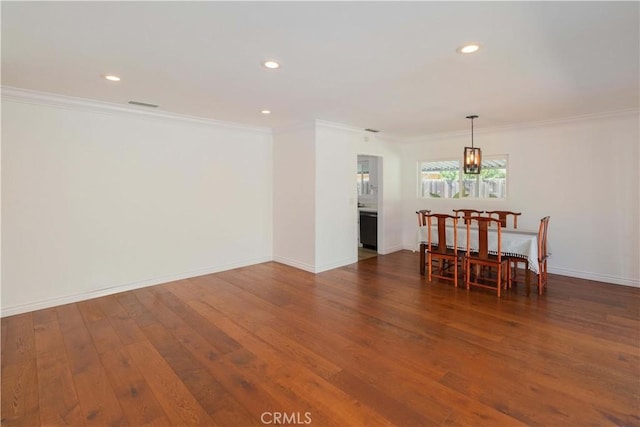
[464,115,482,174]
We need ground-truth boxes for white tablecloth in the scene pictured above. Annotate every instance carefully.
[418,225,540,274]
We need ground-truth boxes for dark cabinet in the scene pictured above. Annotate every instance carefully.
[360,211,377,250]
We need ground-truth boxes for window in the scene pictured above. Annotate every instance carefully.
[357,160,371,196]
[419,156,508,199]
[419,160,461,199]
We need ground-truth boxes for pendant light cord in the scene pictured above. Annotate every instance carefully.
[466,114,478,148]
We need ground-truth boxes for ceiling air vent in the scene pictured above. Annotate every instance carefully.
[128,100,159,108]
[365,128,380,133]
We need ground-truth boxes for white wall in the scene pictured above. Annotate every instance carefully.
[2,94,273,315]
[354,131,404,255]
[1,94,404,314]
[272,124,317,272]
[316,122,404,261]
[273,122,403,273]
[401,112,640,287]
[315,124,359,271]
[6,89,632,318]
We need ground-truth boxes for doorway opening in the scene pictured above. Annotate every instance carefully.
[357,155,382,260]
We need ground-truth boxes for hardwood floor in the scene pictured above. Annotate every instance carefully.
[358,247,378,261]
[2,250,639,426]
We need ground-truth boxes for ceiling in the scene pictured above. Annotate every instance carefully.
[2,1,638,139]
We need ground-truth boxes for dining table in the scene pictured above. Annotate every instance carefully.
[418,224,541,279]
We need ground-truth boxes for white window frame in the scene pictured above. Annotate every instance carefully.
[417,154,509,200]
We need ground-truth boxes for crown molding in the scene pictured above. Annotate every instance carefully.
[271,120,316,136]
[315,119,365,133]
[314,119,405,144]
[273,119,381,137]
[1,86,272,135]
[396,108,640,144]
[6,86,635,142]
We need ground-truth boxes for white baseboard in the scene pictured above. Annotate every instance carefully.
[380,245,404,255]
[402,244,422,253]
[5,255,636,317]
[272,256,316,273]
[0,256,273,317]
[272,255,359,273]
[401,245,639,288]
[548,267,640,288]
[315,256,358,273]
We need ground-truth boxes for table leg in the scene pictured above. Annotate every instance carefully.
[420,243,426,275]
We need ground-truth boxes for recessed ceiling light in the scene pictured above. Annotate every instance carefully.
[261,110,271,115]
[457,43,481,54]
[103,74,121,81]
[262,60,280,69]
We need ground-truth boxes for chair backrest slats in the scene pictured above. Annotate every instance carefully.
[453,209,484,225]
[466,216,503,260]
[416,210,431,227]
[486,210,521,229]
[453,209,484,217]
[426,213,458,254]
[538,216,550,261]
[478,220,489,257]
[437,220,447,252]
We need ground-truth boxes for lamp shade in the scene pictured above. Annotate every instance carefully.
[464,115,481,174]
[464,146,482,174]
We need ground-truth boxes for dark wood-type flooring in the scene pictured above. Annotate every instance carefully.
[2,250,639,426]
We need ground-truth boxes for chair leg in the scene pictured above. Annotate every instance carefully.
[420,243,426,275]
[538,259,547,295]
[538,270,542,295]
[508,260,514,288]
[465,259,471,290]
[508,259,526,286]
[536,260,541,295]
[453,257,458,288]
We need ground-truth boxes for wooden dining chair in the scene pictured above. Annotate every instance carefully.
[485,210,521,229]
[485,210,523,281]
[416,209,431,227]
[425,213,463,288]
[452,209,484,225]
[536,216,550,295]
[465,216,511,297]
[416,210,431,275]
